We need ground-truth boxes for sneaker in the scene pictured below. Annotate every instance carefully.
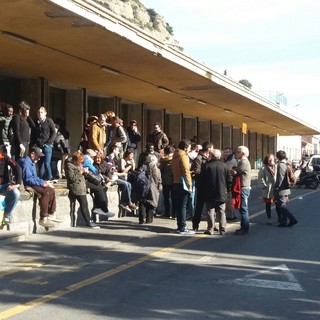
[119,204,132,213]
[39,218,54,228]
[287,220,298,227]
[48,213,63,223]
[93,208,115,218]
[234,228,248,235]
[220,229,227,235]
[204,229,213,235]
[179,228,196,234]
[87,220,100,229]
[3,216,11,224]
[267,218,272,225]
[128,203,138,210]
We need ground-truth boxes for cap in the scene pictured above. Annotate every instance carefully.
[86,149,96,158]
[31,147,44,157]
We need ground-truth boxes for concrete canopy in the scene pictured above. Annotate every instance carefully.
[0,0,318,136]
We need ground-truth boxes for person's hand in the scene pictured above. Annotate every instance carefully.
[44,181,54,188]
[7,184,20,191]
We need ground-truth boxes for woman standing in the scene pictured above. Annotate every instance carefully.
[65,151,100,228]
[258,154,278,225]
[10,101,35,160]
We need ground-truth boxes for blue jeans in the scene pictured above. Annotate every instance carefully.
[275,195,296,225]
[173,183,189,231]
[0,183,20,218]
[39,145,53,180]
[239,187,251,231]
[116,179,132,204]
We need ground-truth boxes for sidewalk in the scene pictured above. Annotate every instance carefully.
[0,170,260,244]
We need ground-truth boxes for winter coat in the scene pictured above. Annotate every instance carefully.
[200,159,232,203]
[258,165,276,199]
[19,156,45,188]
[159,155,173,186]
[172,149,192,189]
[65,159,87,196]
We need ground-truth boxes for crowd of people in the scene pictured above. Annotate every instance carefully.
[0,101,298,234]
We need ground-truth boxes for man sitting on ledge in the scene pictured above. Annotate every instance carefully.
[19,147,62,228]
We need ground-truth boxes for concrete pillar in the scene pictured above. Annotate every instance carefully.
[198,119,210,144]
[232,128,242,149]
[183,117,197,141]
[211,122,222,149]
[19,79,41,117]
[249,132,257,169]
[222,125,232,148]
[66,89,84,152]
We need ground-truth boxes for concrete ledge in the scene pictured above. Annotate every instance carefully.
[3,183,121,238]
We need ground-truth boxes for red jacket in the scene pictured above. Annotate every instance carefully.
[231,175,241,209]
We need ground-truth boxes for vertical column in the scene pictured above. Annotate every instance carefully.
[66,89,85,152]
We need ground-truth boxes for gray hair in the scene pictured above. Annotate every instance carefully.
[237,145,249,157]
[211,149,222,160]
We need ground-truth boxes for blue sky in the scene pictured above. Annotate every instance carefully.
[142,0,320,128]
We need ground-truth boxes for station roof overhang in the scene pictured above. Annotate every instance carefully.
[0,0,319,136]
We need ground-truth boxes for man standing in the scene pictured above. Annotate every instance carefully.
[19,147,61,228]
[0,104,14,156]
[191,141,214,231]
[200,149,232,235]
[88,114,107,154]
[126,119,141,161]
[223,146,238,220]
[274,150,298,227]
[147,122,169,155]
[0,146,21,225]
[171,139,195,234]
[232,146,251,235]
[33,107,56,181]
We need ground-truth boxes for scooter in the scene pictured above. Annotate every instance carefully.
[295,169,320,189]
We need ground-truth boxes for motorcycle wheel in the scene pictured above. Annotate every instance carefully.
[306,180,319,189]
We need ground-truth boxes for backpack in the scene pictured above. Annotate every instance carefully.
[135,164,151,202]
[286,163,297,186]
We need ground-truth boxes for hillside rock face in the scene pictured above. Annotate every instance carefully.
[94,0,178,45]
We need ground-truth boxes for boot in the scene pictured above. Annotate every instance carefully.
[146,210,154,224]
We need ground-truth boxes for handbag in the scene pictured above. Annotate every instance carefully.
[86,173,103,186]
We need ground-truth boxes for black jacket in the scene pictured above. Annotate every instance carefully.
[0,152,22,185]
[199,159,232,203]
[32,117,56,147]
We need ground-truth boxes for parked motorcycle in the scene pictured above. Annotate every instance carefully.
[295,169,320,189]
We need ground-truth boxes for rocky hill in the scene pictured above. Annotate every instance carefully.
[94,0,180,47]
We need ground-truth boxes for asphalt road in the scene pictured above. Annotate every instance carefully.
[0,185,319,320]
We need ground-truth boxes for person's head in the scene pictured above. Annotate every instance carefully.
[164,145,175,155]
[130,120,137,128]
[123,149,134,160]
[223,147,233,159]
[4,104,13,117]
[111,116,121,127]
[190,142,198,152]
[87,115,98,124]
[18,101,30,119]
[153,122,161,133]
[263,154,275,166]
[147,154,158,166]
[97,114,106,126]
[276,150,287,161]
[72,150,84,166]
[94,153,105,165]
[236,146,249,159]
[211,149,222,160]
[202,141,214,153]
[178,139,191,153]
[105,111,115,122]
[109,145,120,156]
[146,143,155,154]
[85,149,96,159]
[37,106,47,121]
[29,146,44,162]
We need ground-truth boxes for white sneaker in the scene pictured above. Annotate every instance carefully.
[48,214,63,223]
[93,208,115,218]
[39,218,54,228]
[120,204,132,213]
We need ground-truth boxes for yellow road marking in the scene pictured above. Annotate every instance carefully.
[0,234,207,319]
